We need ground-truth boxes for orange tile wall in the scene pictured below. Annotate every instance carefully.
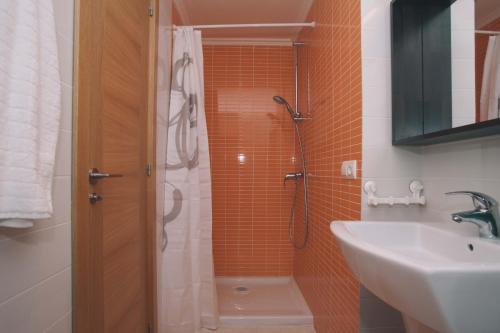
[475,17,500,121]
[292,1,362,333]
[203,45,297,276]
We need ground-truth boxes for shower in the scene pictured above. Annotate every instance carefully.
[274,94,309,249]
[273,41,310,250]
[274,41,310,249]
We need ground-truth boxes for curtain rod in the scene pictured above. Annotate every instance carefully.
[476,30,500,36]
[174,22,316,30]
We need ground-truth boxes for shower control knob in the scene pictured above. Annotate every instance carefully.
[283,172,304,185]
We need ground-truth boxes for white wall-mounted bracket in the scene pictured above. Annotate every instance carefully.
[364,180,426,207]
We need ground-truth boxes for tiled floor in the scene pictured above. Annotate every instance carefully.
[201,325,316,333]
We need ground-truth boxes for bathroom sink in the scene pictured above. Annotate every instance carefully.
[330,221,500,333]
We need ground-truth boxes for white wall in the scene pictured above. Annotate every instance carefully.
[360,0,500,332]
[361,0,424,224]
[361,0,479,223]
[361,2,418,331]
[0,1,74,332]
[361,0,497,232]
[420,136,500,223]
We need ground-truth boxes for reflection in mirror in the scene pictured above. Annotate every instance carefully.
[475,0,500,123]
[451,0,476,128]
[450,0,500,129]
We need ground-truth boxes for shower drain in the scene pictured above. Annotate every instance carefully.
[233,286,250,294]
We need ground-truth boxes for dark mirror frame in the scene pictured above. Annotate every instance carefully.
[391,0,500,146]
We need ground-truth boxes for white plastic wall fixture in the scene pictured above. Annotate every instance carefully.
[363,180,426,207]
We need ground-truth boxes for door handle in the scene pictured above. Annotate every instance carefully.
[88,168,123,184]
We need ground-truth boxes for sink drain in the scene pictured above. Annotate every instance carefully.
[233,286,250,294]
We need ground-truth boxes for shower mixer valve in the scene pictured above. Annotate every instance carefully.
[283,172,304,185]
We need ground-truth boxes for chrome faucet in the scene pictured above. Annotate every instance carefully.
[283,172,304,185]
[446,191,500,239]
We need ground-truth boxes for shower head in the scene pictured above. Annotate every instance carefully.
[272,96,299,119]
[272,95,289,106]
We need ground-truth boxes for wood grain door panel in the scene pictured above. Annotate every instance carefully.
[74,0,155,332]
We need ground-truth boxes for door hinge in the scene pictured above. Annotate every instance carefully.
[145,164,152,177]
[148,1,154,17]
[147,321,152,333]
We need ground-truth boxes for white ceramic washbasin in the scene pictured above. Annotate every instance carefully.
[331,221,500,333]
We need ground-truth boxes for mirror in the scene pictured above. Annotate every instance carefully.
[391,0,500,145]
[450,0,500,128]
[474,0,500,124]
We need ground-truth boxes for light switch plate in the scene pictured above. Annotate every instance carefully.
[341,160,357,179]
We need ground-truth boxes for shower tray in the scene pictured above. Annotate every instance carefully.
[216,277,313,326]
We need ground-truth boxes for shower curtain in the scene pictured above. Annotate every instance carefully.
[161,27,218,333]
[480,36,500,121]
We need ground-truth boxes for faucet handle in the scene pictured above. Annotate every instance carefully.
[445,191,499,210]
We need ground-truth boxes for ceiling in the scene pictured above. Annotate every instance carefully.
[476,0,500,28]
[173,0,314,40]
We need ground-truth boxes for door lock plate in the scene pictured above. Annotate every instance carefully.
[88,193,103,204]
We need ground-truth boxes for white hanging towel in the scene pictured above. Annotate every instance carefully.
[480,36,500,121]
[0,0,62,228]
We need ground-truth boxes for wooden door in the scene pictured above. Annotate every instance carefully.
[74,0,157,332]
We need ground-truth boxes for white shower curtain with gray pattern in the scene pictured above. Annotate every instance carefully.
[162,27,218,333]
